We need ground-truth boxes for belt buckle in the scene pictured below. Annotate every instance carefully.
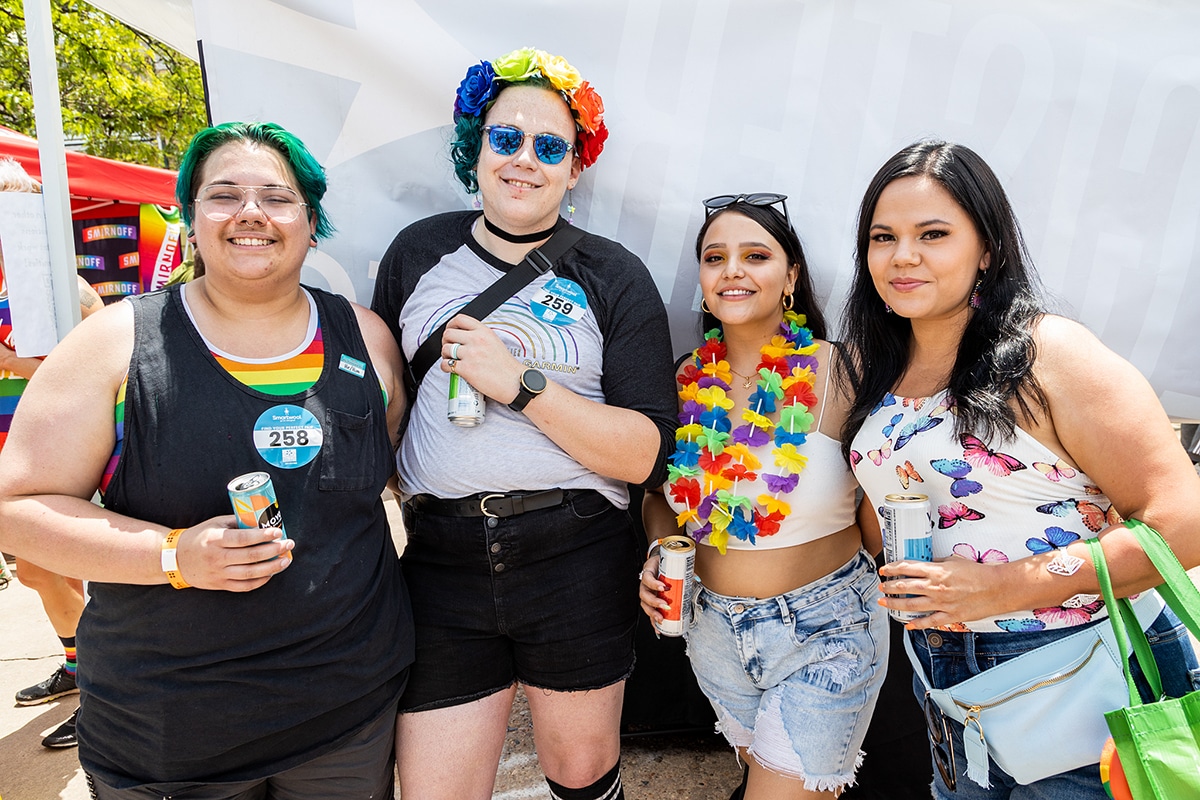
[479,493,504,518]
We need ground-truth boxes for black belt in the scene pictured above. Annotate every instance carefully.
[406,489,587,519]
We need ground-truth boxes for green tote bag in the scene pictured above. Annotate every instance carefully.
[1088,520,1200,800]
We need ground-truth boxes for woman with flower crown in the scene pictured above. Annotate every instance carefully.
[372,48,676,800]
[639,195,888,799]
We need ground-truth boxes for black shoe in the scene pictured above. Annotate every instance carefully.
[42,707,78,748]
[15,665,78,705]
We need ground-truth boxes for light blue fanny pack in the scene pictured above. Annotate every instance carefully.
[905,591,1164,788]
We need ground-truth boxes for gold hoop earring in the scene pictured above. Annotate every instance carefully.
[701,298,711,314]
[783,292,794,311]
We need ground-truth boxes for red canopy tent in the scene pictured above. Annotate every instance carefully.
[0,125,178,211]
[0,126,184,302]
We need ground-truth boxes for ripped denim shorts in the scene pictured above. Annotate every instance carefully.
[686,549,888,792]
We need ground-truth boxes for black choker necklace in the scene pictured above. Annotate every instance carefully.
[483,215,560,244]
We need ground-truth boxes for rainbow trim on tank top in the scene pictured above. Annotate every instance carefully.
[99,315,325,494]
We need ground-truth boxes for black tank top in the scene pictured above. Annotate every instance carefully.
[80,285,413,786]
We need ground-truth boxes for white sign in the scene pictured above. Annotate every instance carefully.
[193,0,1200,419]
[0,192,61,357]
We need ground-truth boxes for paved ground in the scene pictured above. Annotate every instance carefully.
[0,495,742,800]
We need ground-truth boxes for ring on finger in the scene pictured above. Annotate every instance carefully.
[448,358,458,371]
[449,342,462,360]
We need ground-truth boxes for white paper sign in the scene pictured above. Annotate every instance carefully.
[0,192,60,357]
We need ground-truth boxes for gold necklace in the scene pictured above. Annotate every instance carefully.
[728,366,756,390]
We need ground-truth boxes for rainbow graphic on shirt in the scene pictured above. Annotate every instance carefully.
[212,326,324,396]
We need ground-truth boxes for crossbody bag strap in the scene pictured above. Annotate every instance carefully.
[406,224,585,390]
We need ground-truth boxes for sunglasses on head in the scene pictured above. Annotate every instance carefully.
[923,692,958,792]
[483,125,575,165]
[702,193,792,229]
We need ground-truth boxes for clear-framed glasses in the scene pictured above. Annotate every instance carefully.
[923,692,958,792]
[194,184,308,224]
[702,193,792,229]
[483,125,575,165]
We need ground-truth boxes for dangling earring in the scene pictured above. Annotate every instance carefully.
[783,292,794,311]
[566,188,575,225]
[969,277,984,309]
[701,298,711,314]
[472,194,482,210]
[884,301,893,314]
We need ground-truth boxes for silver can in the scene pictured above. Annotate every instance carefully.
[881,493,933,622]
[654,536,696,637]
[447,373,485,427]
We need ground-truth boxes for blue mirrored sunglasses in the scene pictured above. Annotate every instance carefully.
[483,125,575,165]
[703,193,792,229]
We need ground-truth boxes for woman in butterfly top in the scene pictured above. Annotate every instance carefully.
[371,49,676,800]
[845,140,1200,798]
[639,194,888,799]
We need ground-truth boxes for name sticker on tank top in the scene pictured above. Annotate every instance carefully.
[338,354,366,378]
[530,277,587,327]
[253,405,323,468]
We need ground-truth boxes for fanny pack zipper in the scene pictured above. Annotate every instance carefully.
[953,637,1104,714]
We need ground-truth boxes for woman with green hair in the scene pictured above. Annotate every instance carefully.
[0,121,413,797]
[373,48,676,800]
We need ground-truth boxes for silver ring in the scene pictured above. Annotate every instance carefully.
[447,358,458,371]
[449,342,462,360]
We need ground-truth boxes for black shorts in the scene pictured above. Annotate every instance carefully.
[398,490,640,712]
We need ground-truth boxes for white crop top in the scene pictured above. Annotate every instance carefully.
[664,365,857,551]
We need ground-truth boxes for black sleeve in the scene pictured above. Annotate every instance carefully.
[586,241,678,489]
[370,211,474,364]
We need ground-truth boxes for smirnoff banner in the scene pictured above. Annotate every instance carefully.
[192,0,1200,420]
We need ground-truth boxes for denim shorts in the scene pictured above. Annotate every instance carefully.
[909,606,1200,799]
[686,549,889,792]
[398,490,640,712]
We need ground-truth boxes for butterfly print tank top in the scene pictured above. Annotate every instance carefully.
[851,389,1120,632]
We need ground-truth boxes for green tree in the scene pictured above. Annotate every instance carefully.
[0,0,206,168]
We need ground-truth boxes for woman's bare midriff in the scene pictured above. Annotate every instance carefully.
[695,524,864,599]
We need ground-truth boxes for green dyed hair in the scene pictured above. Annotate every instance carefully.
[175,121,334,239]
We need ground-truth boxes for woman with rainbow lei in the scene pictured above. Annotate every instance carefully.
[640,194,888,799]
[372,47,676,800]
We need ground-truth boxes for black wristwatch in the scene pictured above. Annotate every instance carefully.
[508,368,547,412]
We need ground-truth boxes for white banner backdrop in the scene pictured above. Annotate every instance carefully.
[193,0,1200,419]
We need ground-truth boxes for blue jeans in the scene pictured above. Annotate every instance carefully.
[909,608,1200,799]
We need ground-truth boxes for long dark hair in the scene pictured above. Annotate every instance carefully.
[694,202,827,341]
[839,140,1045,462]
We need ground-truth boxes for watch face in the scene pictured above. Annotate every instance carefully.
[524,369,547,393]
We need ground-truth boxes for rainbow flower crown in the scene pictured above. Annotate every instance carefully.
[454,47,609,169]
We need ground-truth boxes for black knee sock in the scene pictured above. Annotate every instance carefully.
[545,760,623,800]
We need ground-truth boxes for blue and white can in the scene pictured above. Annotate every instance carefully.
[881,492,933,622]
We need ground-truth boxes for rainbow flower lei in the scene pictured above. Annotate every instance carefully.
[668,311,820,553]
[454,47,609,168]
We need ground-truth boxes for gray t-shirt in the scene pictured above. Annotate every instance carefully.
[372,211,676,508]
